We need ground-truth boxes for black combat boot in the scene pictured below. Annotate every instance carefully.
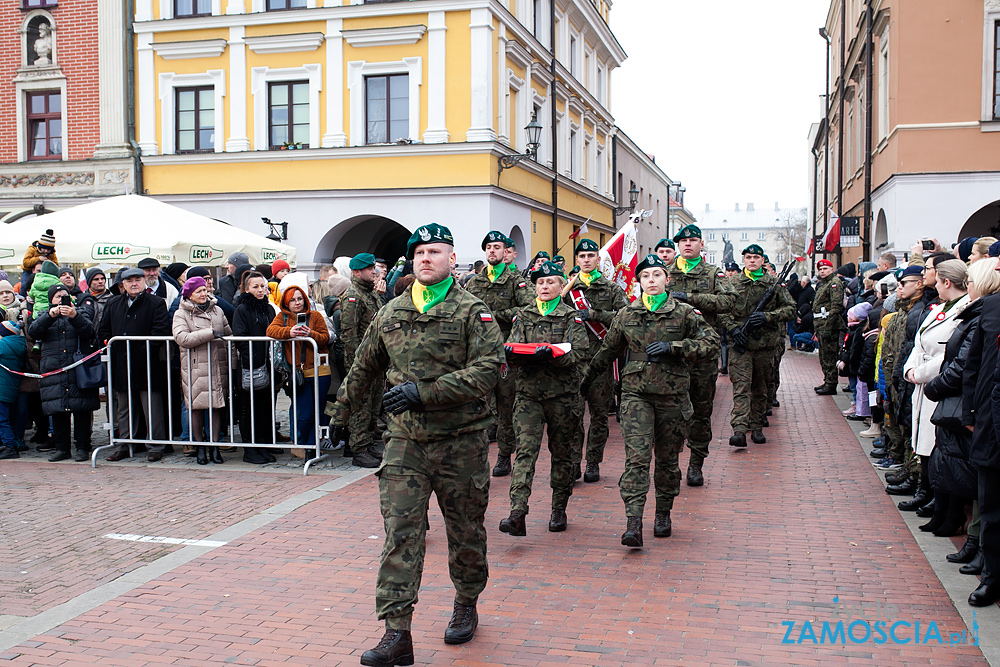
[686,463,704,486]
[492,454,511,477]
[583,462,600,483]
[353,450,381,468]
[548,509,567,532]
[898,488,933,512]
[653,511,672,537]
[947,535,979,564]
[815,385,837,395]
[915,498,937,518]
[750,429,766,444]
[729,432,747,448]
[968,582,1000,607]
[499,510,526,536]
[761,416,770,427]
[444,602,478,645]
[960,550,984,575]
[621,516,643,548]
[360,629,414,667]
[885,476,919,495]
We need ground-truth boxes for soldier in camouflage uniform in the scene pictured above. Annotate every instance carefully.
[812,258,845,395]
[564,238,630,483]
[666,224,736,486]
[762,259,788,423]
[585,254,719,548]
[333,224,504,667]
[655,238,676,266]
[498,260,589,536]
[719,262,741,375]
[339,252,384,468]
[720,245,796,448]
[465,231,534,477]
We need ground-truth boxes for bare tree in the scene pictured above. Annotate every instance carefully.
[774,208,809,267]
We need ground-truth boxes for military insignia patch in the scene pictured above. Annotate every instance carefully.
[479,312,494,322]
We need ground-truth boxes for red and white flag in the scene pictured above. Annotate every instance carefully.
[599,221,640,301]
[569,217,592,240]
[821,209,841,252]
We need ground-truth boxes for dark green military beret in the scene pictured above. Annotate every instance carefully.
[742,244,765,257]
[655,238,675,251]
[348,252,376,270]
[672,224,702,243]
[406,223,455,259]
[534,250,550,260]
[505,235,516,249]
[575,239,600,254]
[569,265,581,274]
[634,254,667,277]
[530,260,566,283]
[482,231,508,250]
[553,255,565,264]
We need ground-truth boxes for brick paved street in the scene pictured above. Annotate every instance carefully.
[0,351,995,665]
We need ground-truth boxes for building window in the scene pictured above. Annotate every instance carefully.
[878,32,889,138]
[26,90,61,161]
[22,0,57,7]
[740,232,748,241]
[995,22,1000,119]
[758,231,765,240]
[570,129,577,179]
[708,233,716,241]
[267,0,307,8]
[176,86,214,153]
[533,0,542,38]
[708,253,716,265]
[569,36,577,76]
[596,146,604,192]
[269,81,309,149]
[174,0,212,17]
[365,73,409,144]
[596,66,604,102]
[777,253,785,263]
[722,232,729,241]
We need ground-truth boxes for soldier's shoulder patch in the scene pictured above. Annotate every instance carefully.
[518,282,527,288]
[479,312,494,322]
[512,315,518,323]
[693,309,703,316]
[832,283,841,289]
[348,297,356,302]
[575,316,583,323]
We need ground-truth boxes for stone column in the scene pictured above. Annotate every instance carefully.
[466,7,496,142]
[422,11,449,144]
[93,0,133,158]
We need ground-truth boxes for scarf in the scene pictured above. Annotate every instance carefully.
[675,256,702,274]
[744,267,765,281]
[642,292,669,312]
[536,297,561,316]
[487,262,508,283]
[579,269,602,286]
[411,276,453,314]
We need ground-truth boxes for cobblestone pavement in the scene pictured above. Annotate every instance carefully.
[0,351,994,665]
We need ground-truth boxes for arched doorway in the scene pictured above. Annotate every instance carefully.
[508,225,526,256]
[873,209,888,252]
[959,200,1000,240]
[314,215,411,267]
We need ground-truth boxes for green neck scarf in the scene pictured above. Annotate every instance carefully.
[641,292,669,312]
[744,267,765,281]
[411,276,454,314]
[675,256,702,274]
[579,269,602,286]
[487,262,507,283]
[536,297,561,316]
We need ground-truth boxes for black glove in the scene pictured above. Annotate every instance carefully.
[576,309,590,321]
[382,381,423,415]
[533,346,554,360]
[645,341,672,360]
[747,312,767,329]
[212,330,225,339]
[503,344,517,360]
[580,378,593,396]
[730,328,749,349]
[670,291,687,302]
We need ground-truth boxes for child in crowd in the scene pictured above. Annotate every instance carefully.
[838,301,873,419]
[857,308,884,437]
[19,230,57,298]
[0,321,27,460]
[29,260,61,320]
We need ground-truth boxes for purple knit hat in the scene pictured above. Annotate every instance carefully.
[181,276,207,299]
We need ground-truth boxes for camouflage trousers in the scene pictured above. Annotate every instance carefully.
[572,363,614,466]
[375,430,490,630]
[493,370,516,457]
[509,392,580,513]
[883,388,907,462]
[620,392,688,516]
[766,342,785,405]
[686,357,718,465]
[729,348,772,433]
[816,328,843,387]
[347,378,383,452]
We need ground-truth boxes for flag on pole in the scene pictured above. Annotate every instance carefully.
[569,217,591,240]
[598,220,640,301]
[822,209,841,252]
[795,231,815,262]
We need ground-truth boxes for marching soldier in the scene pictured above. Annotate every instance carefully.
[465,231,534,476]
[338,252,384,468]
[499,260,589,536]
[333,224,504,667]
[563,238,630,483]
[763,259,790,424]
[812,258,845,395]
[655,238,676,265]
[718,262,741,376]
[665,224,735,486]
[720,245,796,448]
[584,254,719,547]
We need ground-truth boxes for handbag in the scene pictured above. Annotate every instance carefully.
[286,338,306,392]
[74,342,106,390]
[241,365,269,391]
[930,394,963,430]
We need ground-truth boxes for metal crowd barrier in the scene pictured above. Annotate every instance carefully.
[91,335,332,475]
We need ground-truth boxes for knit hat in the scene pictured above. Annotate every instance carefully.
[847,301,872,323]
[58,266,73,278]
[181,276,207,299]
[0,321,20,337]
[0,271,8,282]
[858,261,877,277]
[47,283,69,303]
[271,259,290,276]
[234,264,253,289]
[85,267,106,284]
[255,264,273,280]
[40,260,59,276]
[227,252,249,267]
[38,229,55,249]
[0,280,13,294]
[164,262,188,281]
[836,264,857,278]
[186,266,211,280]
[327,274,351,297]
[957,237,979,263]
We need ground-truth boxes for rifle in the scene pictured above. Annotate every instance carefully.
[731,260,795,354]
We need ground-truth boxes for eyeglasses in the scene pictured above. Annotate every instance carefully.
[900,279,921,286]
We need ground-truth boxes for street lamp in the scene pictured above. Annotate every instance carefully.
[613,183,640,216]
[262,216,288,242]
[498,112,543,177]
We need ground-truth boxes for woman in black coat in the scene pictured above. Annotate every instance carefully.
[232,272,276,465]
[27,284,100,462]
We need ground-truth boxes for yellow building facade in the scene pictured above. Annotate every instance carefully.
[134,0,625,269]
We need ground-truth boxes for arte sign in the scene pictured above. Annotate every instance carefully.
[840,217,861,248]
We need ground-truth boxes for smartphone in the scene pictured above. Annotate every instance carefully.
[296,313,308,326]
[921,239,935,251]
[60,295,72,306]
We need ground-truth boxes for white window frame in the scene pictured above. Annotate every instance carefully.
[709,232,716,241]
[982,7,1000,121]
[878,28,889,140]
[708,253,716,265]
[740,232,748,241]
[507,71,524,151]
[347,57,421,146]
[17,77,67,162]
[569,34,578,77]
[160,0,222,19]
[596,143,605,193]
[758,231,765,241]
[250,64,321,150]
[159,70,226,155]
[569,127,577,180]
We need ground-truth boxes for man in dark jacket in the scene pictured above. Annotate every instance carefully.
[98,268,172,462]
[216,252,248,304]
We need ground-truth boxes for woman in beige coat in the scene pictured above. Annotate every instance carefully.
[173,276,231,465]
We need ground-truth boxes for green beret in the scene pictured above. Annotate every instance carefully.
[406,223,455,260]
[482,231,508,250]
[655,238,675,251]
[672,224,702,243]
[569,265,581,274]
[575,239,599,254]
[348,252,376,270]
[553,255,565,263]
[530,260,566,283]
[634,254,667,278]
[505,235,516,249]
[742,244,765,257]
[534,251,550,260]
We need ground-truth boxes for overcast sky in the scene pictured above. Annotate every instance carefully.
[610,1,829,217]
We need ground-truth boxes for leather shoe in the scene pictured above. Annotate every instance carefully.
[353,450,381,468]
[897,490,932,512]
[869,447,887,459]
[106,451,128,462]
[196,446,208,465]
[751,429,766,444]
[499,510,526,536]
[621,516,643,547]
[548,509,567,532]
[885,469,910,485]
[960,551,984,575]
[885,477,918,495]
[443,602,478,645]
[947,536,979,564]
[492,455,511,477]
[47,450,71,462]
[771,400,780,408]
[583,462,600,483]
[653,511,671,537]
[915,499,937,518]
[765,408,773,416]
[968,583,1000,607]
[686,463,704,486]
[815,385,837,395]
[814,384,826,392]
[73,448,91,463]
[729,432,747,448]
[360,629,413,667]
[209,447,223,464]
[147,452,163,463]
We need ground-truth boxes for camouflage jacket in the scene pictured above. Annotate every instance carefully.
[464,264,533,335]
[562,273,631,354]
[586,298,720,399]
[335,282,504,441]
[666,260,736,329]
[718,271,797,352]
[881,302,911,392]
[813,275,845,331]
[505,301,590,400]
[340,276,381,368]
